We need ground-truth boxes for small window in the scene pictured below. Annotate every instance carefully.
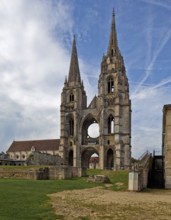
[69,93,74,102]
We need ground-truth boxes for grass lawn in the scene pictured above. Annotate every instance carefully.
[0,169,128,220]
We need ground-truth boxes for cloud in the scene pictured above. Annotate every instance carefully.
[0,0,74,151]
[131,84,171,158]
[1,0,170,160]
[0,0,98,152]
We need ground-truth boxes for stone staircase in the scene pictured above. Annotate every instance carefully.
[130,151,164,191]
[130,151,152,191]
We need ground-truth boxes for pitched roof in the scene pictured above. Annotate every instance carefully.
[7,139,60,152]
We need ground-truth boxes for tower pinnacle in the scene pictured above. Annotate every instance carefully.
[107,9,119,57]
[68,36,81,83]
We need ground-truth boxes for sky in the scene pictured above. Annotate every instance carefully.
[0,0,171,158]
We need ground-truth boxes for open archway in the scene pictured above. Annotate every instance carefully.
[81,147,99,168]
[89,153,99,169]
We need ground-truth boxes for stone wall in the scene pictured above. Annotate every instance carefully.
[26,151,62,166]
[0,166,86,180]
[48,166,86,179]
[0,167,48,180]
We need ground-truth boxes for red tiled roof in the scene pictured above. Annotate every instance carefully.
[7,139,60,152]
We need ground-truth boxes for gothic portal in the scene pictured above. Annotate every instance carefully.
[59,11,131,170]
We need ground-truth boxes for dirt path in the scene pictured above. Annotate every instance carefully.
[50,187,171,220]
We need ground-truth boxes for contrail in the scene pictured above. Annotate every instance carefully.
[133,28,171,95]
[152,76,171,89]
[142,0,171,10]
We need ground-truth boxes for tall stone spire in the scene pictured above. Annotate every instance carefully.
[68,35,81,83]
[107,9,119,57]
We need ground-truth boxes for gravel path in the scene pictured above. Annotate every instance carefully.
[50,187,171,220]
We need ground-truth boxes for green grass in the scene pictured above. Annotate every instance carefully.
[87,169,128,191]
[0,177,98,220]
[0,169,128,220]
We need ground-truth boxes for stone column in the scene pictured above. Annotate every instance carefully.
[99,145,105,169]
[115,143,121,170]
[124,144,130,169]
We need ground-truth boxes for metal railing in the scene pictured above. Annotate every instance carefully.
[138,150,150,162]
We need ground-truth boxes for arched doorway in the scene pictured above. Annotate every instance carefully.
[68,150,73,166]
[81,147,99,168]
[106,148,114,169]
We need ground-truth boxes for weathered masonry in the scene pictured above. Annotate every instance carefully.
[162,104,171,188]
[59,11,132,170]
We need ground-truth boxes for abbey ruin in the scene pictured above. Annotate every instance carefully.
[59,11,131,170]
[2,11,171,189]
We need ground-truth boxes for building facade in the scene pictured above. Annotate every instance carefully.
[162,104,171,188]
[59,12,132,170]
[7,139,60,161]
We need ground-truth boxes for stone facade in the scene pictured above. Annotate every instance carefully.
[162,104,171,188]
[59,12,131,170]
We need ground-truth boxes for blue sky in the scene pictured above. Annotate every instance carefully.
[0,0,171,158]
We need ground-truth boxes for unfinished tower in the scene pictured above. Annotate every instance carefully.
[60,11,131,170]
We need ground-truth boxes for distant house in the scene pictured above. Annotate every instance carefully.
[7,139,60,161]
[162,104,171,188]
[0,151,24,166]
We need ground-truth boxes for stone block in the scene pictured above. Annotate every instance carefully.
[87,175,111,183]
[128,172,139,191]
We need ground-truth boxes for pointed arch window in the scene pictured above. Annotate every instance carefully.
[108,77,114,93]
[108,115,114,134]
[69,93,74,102]
[69,118,74,136]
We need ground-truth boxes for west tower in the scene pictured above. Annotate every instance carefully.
[60,11,131,170]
